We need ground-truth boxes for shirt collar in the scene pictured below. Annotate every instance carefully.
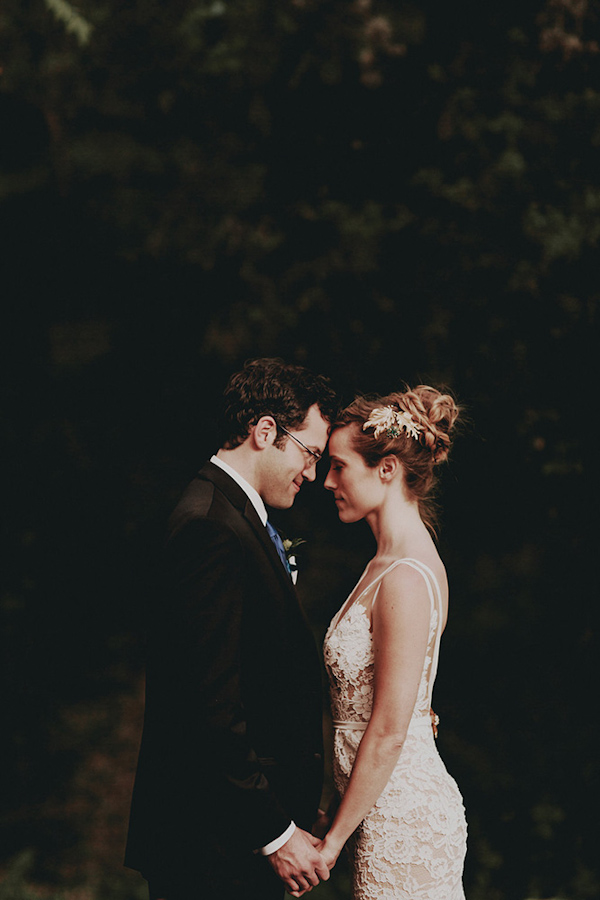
[210,455,268,526]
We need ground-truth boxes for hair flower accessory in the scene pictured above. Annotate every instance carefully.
[363,405,422,441]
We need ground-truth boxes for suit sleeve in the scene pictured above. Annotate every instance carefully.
[157,515,292,852]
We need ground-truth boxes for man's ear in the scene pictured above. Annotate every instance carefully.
[379,454,400,482]
[249,415,277,450]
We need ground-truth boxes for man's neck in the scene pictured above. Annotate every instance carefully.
[211,450,267,525]
[215,447,260,493]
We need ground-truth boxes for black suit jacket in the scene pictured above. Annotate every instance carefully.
[125,462,324,885]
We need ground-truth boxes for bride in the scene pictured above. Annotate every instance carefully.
[311,386,467,900]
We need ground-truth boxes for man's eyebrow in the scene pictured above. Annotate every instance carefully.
[299,438,324,455]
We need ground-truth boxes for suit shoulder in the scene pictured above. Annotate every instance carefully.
[167,476,242,543]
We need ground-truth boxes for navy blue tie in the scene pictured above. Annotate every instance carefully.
[266,521,291,574]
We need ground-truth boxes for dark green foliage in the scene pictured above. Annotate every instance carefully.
[1,1,598,898]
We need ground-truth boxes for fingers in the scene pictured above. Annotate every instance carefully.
[283,854,328,894]
[289,859,330,892]
[307,838,333,878]
[312,854,330,883]
[315,858,332,880]
[268,826,330,894]
[287,861,331,894]
[285,870,318,895]
[286,882,310,896]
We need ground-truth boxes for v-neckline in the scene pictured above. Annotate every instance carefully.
[331,559,409,632]
[330,557,446,635]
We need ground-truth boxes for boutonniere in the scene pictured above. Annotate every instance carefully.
[282,537,306,586]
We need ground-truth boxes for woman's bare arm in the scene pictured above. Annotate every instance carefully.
[316,564,431,869]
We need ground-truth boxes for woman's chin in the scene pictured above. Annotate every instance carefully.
[337,505,359,524]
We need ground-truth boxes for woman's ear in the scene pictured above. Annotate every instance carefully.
[250,415,277,450]
[379,454,399,482]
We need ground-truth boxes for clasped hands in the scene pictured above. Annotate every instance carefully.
[271,709,439,895]
[267,823,333,897]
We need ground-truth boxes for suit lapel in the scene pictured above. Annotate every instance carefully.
[198,461,296,596]
[242,500,297,594]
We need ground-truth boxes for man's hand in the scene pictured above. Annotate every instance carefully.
[267,827,330,895]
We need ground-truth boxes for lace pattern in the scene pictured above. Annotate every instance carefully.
[323,559,467,900]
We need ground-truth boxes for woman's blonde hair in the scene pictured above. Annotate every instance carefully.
[333,385,460,534]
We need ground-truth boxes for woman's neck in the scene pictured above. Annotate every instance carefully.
[365,492,430,559]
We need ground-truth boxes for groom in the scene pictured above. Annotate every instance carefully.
[125,358,337,900]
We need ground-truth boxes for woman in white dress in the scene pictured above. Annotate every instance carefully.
[314,386,467,900]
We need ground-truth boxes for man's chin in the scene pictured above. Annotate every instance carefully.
[267,495,296,510]
[284,484,302,506]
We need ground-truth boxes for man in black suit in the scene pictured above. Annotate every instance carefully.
[125,359,337,900]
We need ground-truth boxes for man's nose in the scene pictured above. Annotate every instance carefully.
[303,462,317,482]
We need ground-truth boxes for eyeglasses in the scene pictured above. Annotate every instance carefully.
[277,424,323,468]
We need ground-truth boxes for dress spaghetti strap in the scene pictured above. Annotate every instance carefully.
[331,559,412,631]
[370,558,442,612]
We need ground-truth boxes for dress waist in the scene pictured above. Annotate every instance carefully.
[332,719,368,732]
[333,713,432,733]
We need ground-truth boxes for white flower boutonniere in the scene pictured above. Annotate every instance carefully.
[282,537,306,586]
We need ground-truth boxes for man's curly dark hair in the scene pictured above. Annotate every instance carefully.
[221,358,338,449]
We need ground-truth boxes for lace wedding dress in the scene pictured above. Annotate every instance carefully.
[323,558,467,900]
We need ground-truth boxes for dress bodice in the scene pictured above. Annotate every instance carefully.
[323,558,442,728]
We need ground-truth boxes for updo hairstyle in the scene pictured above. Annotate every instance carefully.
[334,385,459,533]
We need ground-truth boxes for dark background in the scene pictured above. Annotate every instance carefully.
[0,2,598,899]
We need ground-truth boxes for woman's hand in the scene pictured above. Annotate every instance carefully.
[288,835,343,894]
[315,836,343,870]
[288,802,345,896]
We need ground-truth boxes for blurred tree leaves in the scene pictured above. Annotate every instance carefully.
[1,1,598,898]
